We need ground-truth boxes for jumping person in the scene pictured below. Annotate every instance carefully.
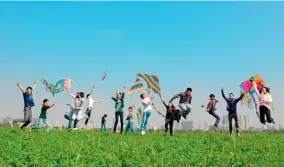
[32,99,54,133]
[202,94,220,132]
[66,89,85,131]
[160,96,178,136]
[221,88,244,136]
[169,88,192,120]
[124,106,135,134]
[11,81,36,131]
[85,85,102,125]
[111,86,126,134]
[101,114,107,132]
[140,93,154,136]
[252,81,275,128]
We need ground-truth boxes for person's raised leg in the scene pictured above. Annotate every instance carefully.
[178,103,186,118]
[265,107,275,124]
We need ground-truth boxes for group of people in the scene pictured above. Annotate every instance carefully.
[10,79,275,136]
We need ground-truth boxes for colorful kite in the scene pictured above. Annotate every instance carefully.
[136,74,161,96]
[152,104,166,118]
[128,78,144,95]
[240,74,268,121]
[41,78,73,96]
[136,107,142,124]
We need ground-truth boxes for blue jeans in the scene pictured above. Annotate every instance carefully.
[140,111,151,131]
[125,122,135,134]
[33,118,51,133]
[68,119,79,129]
[101,123,107,132]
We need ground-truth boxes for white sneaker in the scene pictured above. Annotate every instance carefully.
[262,124,268,130]
[72,128,78,131]
[10,120,14,128]
[141,131,145,135]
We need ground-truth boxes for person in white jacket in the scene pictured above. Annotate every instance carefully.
[252,81,275,127]
[140,93,154,135]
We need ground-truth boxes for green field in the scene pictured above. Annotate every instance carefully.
[0,127,284,167]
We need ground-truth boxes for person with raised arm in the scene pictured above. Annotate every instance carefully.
[221,88,244,136]
[85,85,103,125]
[66,88,85,131]
[201,94,220,132]
[111,86,126,134]
[252,80,275,128]
[160,96,179,136]
[169,88,192,120]
[140,93,154,136]
[32,99,54,134]
[11,81,36,131]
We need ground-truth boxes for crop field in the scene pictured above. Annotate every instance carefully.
[0,127,284,167]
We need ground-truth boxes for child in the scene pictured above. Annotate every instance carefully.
[125,106,135,134]
[85,85,103,125]
[111,86,126,134]
[169,88,192,120]
[201,94,220,132]
[221,88,244,136]
[32,99,54,133]
[101,114,107,132]
[160,96,179,136]
[66,89,85,131]
[11,81,36,131]
[252,81,275,128]
[140,93,154,136]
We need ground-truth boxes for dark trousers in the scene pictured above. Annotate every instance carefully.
[209,111,220,127]
[259,106,274,124]
[165,119,174,135]
[85,108,92,125]
[114,112,124,133]
[228,112,239,134]
[13,107,32,129]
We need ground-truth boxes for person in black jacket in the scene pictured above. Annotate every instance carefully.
[221,88,244,136]
[160,96,179,136]
[101,114,107,132]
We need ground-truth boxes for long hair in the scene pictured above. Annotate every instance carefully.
[260,87,270,94]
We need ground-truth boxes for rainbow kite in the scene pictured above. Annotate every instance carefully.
[41,78,73,96]
[136,74,161,96]
[136,107,142,124]
[152,104,166,118]
[128,78,144,95]
[240,74,269,121]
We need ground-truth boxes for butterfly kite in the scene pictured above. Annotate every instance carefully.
[240,74,268,121]
[41,78,73,96]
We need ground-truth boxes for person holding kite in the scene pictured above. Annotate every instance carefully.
[11,81,37,131]
[160,96,179,136]
[111,86,126,134]
[66,89,85,131]
[252,80,275,126]
[85,85,103,125]
[140,93,154,136]
[169,88,193,120]
[201,94,220,132]
[221,88,244,136]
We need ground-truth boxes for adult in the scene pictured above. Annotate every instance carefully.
[169,88,192,120]
[140,93,154,135]
[111,86,126,134]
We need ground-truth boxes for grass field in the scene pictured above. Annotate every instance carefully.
[0,127,284,167]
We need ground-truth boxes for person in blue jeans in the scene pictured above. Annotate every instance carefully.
[140,93,154,136]
[32,99,54,133]
[111,86,126,134]
[125,106,135,134]
[101,114,107,132]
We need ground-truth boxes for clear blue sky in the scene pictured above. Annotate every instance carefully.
[0,2,283,128]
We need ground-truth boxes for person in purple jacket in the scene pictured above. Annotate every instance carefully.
[169,88,192,120]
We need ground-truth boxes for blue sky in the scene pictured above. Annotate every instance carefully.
[0,2,283,128]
